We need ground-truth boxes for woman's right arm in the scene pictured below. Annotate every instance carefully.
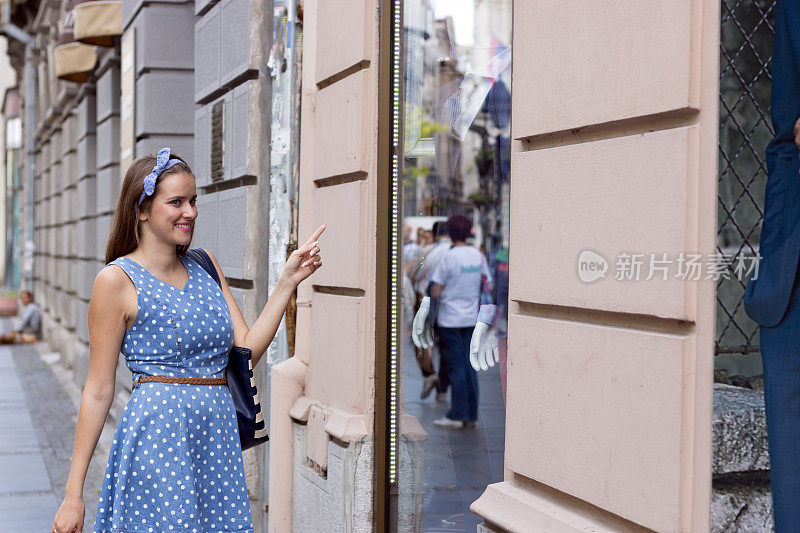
[53,266,130,532]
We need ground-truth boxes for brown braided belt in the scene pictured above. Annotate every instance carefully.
[138,375,227,385]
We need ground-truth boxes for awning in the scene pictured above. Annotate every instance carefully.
[55,10,97,83]
[73,0,122,47]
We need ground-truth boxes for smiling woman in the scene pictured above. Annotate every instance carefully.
[103,149,196,264]
[50,147,326,533]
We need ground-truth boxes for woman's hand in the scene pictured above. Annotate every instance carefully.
[52,495,85,533]
[282,224,326,287]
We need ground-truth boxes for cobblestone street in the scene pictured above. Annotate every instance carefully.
[0,318,110,532]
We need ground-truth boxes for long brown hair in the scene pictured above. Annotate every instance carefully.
[104,152,194,264]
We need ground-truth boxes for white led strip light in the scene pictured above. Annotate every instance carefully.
[389,0,402,485]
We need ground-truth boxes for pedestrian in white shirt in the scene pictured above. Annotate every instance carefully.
[429,214,492,428]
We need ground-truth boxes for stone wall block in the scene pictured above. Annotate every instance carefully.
[712,385,769,475]
[66,222,77,260]
[194,104,211,186]
[135,70,195,136]
[55,253,66,289]
[63,115,78,154]
[96,165,120,215]
[96,116,121,170]
[194,6,221,101]
[230,81,250,179]
[77,135,97,180]
[50,129,62,168]
[96,214,113,261]
[96,67,121,124]
[215,187,246,279]
[77,257,98,301]
[47,195,57,229]
[65,293,78,331]
[78,176,98,219]
[63,150,77,188]
[77,216,98,263]
[219,0,261,86]
[77,93,97,139]
[67,186,79,223]
[134,3,195,74]
[76,293,90,343]
[191,93,233,181]
[192,192,218,253]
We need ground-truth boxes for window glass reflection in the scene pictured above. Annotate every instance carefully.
[399,0,511,530]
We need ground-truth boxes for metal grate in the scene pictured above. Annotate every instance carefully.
[716,0,775,356]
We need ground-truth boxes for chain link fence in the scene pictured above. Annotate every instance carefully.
[717,0,775,360]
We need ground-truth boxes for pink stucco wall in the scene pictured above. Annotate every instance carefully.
[471,0,719,530]
[268,0,380,530]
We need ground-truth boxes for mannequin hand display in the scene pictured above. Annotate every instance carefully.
[470,321,499,371]
[412,297,434,349]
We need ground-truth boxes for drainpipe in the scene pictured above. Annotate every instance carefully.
[0,4,36,289]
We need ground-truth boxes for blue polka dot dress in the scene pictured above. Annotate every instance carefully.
[93,252,254,533]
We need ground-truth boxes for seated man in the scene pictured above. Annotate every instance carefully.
[0,290,41,344]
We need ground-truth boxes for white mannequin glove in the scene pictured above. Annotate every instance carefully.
[412,297,435,349]
[470,321,499,371]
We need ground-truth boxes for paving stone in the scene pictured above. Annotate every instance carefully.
[0,407,38,454]
[0,453,51,494]
[1,516,59,533]
[0,493,59,518]
[0,430,39,454]
[0,351,14,370]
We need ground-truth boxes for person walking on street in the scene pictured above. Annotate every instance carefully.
[410,221,451,400]
[428,214,492,429]
[51,148,325,533]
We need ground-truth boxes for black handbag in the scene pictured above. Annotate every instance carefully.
[185,248,269,451]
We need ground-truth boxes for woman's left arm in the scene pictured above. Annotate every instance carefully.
[205,224,326,367]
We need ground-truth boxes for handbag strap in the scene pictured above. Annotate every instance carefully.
[185,248,221,287]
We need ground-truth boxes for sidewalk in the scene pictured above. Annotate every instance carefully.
[0,318,110,532]
[402,324,506,532]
